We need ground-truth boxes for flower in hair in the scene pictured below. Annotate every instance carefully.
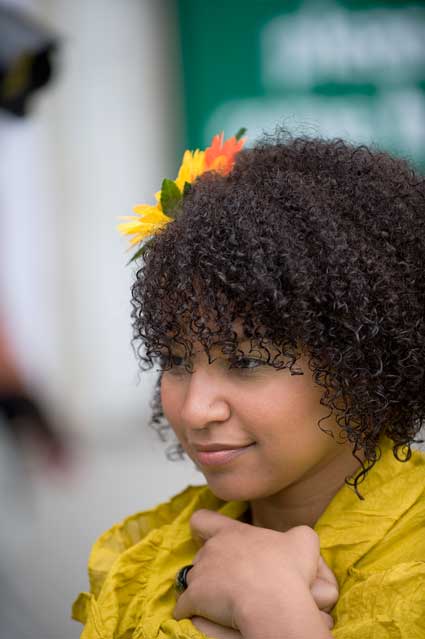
[118,129,246,263]
[204,132,246,173]
[175,148,207,192]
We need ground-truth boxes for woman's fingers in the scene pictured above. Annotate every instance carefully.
[190,509,239,540]
[320,611,335,630]
[310,556,339,612]
[317,556,338,587]
[310,576,339,612]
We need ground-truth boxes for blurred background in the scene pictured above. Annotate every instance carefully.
[0,0,424,637]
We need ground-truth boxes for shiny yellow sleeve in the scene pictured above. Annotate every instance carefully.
[332,562,425,638]
[72,485,217,639]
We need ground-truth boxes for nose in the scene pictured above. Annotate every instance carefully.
[179,365,231,431]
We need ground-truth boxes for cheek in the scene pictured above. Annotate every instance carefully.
[249,376,329,443]
[247,378,305,421]
[160,375,184,435]
[161,373,193,448]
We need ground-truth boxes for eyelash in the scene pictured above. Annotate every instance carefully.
[159,355,266,374]
[158,355,187,372]
[229,357,266,371]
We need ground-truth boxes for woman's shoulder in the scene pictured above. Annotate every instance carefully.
[88,485,217,578]
[95,484,212,549]
[318,445,425,637]
[73,484,247,633]
[317,443,425,583]
[72,485,211,626]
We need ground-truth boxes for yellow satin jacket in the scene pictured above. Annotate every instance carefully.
[73,442,425,638]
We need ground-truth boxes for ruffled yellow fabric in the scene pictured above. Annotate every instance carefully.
[73,442,425,638]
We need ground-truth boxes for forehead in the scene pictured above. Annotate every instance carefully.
[162,331,303,365]
[157,308,301,361]
[170,337,258,355]
[162,316,268,348]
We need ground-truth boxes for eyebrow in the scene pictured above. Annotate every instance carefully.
[165,341,269,358]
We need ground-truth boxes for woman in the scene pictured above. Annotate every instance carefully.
[73,130,425,638]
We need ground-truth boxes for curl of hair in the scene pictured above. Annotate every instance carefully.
[131,130,425,493]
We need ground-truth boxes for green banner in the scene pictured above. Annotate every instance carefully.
[177,0,425,169]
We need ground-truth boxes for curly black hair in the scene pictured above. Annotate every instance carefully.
[131,130,425,490]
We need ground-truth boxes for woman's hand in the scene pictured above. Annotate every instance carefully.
[192,616,243,638]
[173,510,337,638]
[313,556,339,629]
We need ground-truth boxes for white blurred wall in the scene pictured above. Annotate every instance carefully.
[40,0,182,434]
[0,2,201,638]
[2,0,184,434]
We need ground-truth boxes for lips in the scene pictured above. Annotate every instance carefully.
[191,443,255,467]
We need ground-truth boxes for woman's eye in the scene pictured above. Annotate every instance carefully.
[230,357,266,371]
[158,354,186,371]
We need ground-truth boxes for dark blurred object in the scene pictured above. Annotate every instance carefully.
[0,319,67,468]
[0,5,58,116]
[0,392,66,467]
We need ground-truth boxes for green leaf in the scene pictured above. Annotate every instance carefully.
[234,127,247,141]
[160,178,182,218]
[183,181,192,196]
[126,239,154,265]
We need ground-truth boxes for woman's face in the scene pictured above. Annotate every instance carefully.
[160,340,353,503]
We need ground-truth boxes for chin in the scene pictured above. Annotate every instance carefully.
[205,477,265,502]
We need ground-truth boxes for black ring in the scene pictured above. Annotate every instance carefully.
[175,564,194,593]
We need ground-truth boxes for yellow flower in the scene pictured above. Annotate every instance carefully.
[118,132,246,259]
[175,149,205,191]
[119,151,205,249]
[117,204,173,245]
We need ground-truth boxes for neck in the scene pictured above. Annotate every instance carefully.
[249,446,362,532]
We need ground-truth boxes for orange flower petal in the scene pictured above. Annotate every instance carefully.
[120,131,246,252]
[204,132,246,174]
